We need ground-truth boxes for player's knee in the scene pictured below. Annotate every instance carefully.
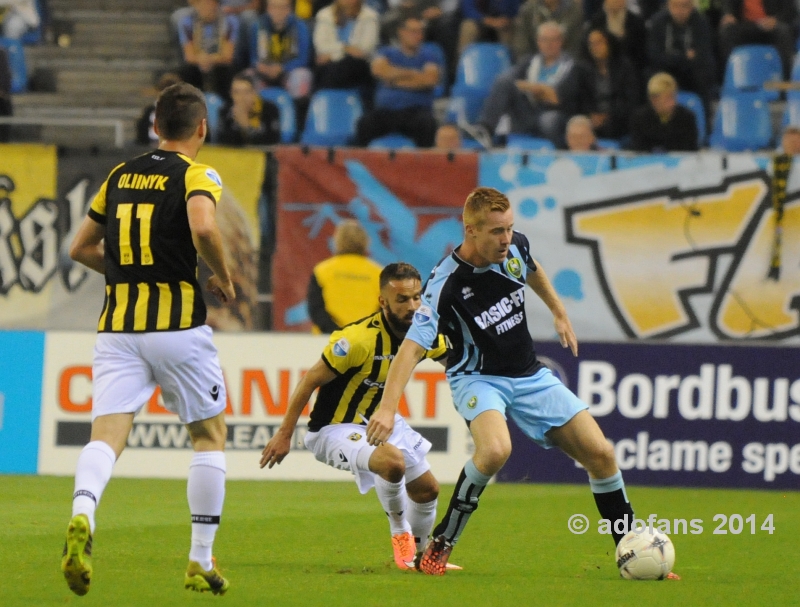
[586,440,617,477]
[475,438,512,474]
[410,477,439,503]
[374,445,405,483]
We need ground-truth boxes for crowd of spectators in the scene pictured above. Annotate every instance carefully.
[160,0,800,152]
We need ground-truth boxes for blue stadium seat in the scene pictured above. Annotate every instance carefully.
[422,42,447,98]
[0,37,27,93]
[722,44,783,101]
[597,138,621,150]
[446,43,511,124]
[792,51,800,81]
[300,89,363,146]
[709,91,773,152]
[782,94,800,128]
[367,134,416,149]
[506,134,555,151]
[204,92,224,143]
[676,91,706,147]
[260,87,296,143]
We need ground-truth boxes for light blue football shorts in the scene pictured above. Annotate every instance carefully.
[449,367,588,448]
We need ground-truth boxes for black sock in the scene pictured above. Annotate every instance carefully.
[431,462,488,545]
[593,488,635,546]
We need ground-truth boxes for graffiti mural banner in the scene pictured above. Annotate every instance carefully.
[498,340,800,490]
[272,147,478,331]
[481,152,800,344]
[0,144,59,329]
[0,146,268,331]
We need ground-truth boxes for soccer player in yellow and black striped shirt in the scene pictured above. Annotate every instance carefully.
[63,83,234,597]
[260,262,462,572]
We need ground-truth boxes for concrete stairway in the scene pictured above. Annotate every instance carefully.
[11,0,184,147]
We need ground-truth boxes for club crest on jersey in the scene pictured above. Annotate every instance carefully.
[205,169,222,186]
[348,432,362,442]
[506,257,522,279]
[415,305,432,323]
[462,286,474,299]
[332,338,350,357]
[467,396,478,409]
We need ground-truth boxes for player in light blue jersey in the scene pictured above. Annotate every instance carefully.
[366,187,680,579]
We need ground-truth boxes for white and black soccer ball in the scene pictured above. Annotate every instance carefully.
[615,529,675,580]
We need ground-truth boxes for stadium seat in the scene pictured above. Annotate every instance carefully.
[506,134,555,152]
[0,37,27,93]
[782,94,800,129]
[597,138,621,150]
[446,43,511,124]
[300,89,363,146]
[676,91,707,147]
[792,51,800,81]
[204,92,224,143]
[722,44,783,101]
[260,87,296,143]
[367,134,416,149]
[422,42,447,98]
[709,91,773,152]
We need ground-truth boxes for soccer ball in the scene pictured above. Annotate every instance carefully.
[615,529,675,580]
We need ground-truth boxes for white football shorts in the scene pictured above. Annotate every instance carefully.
[304,414,432,494]
[92,325,227,424]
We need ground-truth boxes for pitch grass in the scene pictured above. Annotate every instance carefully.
[4,476,798,607]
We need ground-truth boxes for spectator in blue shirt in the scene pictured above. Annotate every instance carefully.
[251,0,313,98]
[458,0,520,55]
[178,0,241,98]
[355,17,440,147]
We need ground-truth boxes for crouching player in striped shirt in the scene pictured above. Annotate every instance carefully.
[260,262,461,572]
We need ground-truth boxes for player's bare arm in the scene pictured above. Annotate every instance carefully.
[69,215,106,274]
[367,338,425,446]
[187,194,235,303]
[525,258,578,356]
[260,359,336,469]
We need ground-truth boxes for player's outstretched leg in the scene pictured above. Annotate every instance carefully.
[185,558,230,595]
[62,514,93,596]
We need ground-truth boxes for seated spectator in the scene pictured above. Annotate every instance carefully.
[647,0,716,127]
[0,0,40,40]
[458,0,520,55]
[719,0,797,79]
[0,46,11,143]
[565,114,600,150]
[356,17,439,147]
[478,21,580,148]
[177,0,240,98]
[514,0,584,59]
[307,219,382,333]
[628,72,698,152]
[578,27,640,140]
[218,73,282,146]
[435,123,463,149]
[313,0,380,91]
[587,0,647,75]
[136,72,183,146]
[250,0,313,98]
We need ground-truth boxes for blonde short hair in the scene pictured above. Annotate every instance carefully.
[333,219,369,255]
[463,187,510,227]
[648,72,678,97]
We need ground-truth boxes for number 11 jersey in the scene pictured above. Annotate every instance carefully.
[87,150,223,333]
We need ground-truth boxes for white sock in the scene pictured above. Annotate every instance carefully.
[187,451,226,571]
[374,476,411,536]
[72,441,116,533]
[407,498,437,552]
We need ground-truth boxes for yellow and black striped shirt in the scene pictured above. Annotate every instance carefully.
[308,310,447,432]
[87,150,223,333]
